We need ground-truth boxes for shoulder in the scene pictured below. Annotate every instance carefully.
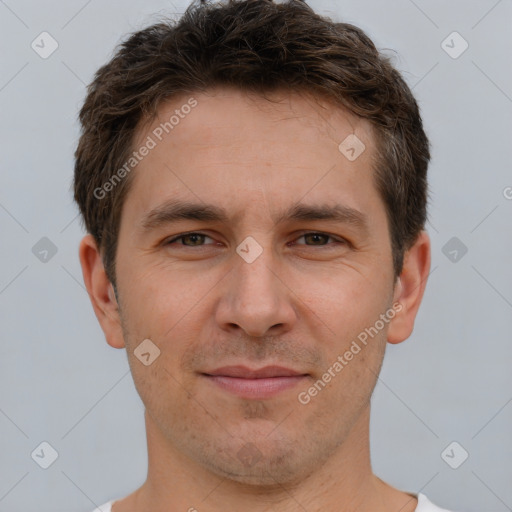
[88,502,113,512]
[91,494,458,512]
[416,493,459,512]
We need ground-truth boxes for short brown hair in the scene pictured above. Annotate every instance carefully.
[74,0,430,287]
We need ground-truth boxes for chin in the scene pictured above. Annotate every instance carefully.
[196,436,317,488]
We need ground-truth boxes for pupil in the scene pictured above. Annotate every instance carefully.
[307,234,325,245]
[186,234,202,245]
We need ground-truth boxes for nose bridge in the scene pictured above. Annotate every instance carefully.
[216,233,295,337]
[234,235,280,307]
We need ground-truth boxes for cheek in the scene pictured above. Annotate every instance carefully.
[299,267,391,342]
[118,263,205,338]
[118,265,213,392]
[128,358,188,423]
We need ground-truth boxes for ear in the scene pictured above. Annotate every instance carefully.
[78,234,126,349]
[387,230,431,344]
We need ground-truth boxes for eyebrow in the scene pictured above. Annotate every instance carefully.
[139,199,369,234]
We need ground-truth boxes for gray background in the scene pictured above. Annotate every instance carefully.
[0,0,511,511]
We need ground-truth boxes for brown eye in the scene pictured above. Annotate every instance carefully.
[166,233,214,246]
[293,232,345,246]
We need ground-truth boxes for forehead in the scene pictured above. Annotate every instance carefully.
[123,87,382,229]
[137,87,373,152]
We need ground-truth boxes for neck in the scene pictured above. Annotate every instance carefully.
[121,406,417,512]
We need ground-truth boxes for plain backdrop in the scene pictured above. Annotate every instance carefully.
[0,1,511,511]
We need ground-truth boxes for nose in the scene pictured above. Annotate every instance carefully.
[214,242,297,338]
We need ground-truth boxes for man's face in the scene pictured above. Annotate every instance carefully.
[113,88,400,485]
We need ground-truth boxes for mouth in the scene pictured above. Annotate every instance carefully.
[200,365,309,400]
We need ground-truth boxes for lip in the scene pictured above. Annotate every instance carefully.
[201,365,309,400]
[204,365,305,378]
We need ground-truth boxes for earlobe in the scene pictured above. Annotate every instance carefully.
[387,231,431,345]
[78,234,126,349]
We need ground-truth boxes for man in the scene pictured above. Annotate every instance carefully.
[74,0,455,510]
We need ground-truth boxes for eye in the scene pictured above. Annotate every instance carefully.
[291,232,346,247]
[164,231,347,248]
[165,232,215,246]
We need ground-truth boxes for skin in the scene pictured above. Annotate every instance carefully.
[79,87,431,512]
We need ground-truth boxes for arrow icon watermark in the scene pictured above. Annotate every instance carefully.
[338,134,366,161]
[134,339,161,366]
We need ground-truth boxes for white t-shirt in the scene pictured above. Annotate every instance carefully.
[90,493,456,511]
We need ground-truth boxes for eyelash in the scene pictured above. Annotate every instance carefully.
[164,231,347,248]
